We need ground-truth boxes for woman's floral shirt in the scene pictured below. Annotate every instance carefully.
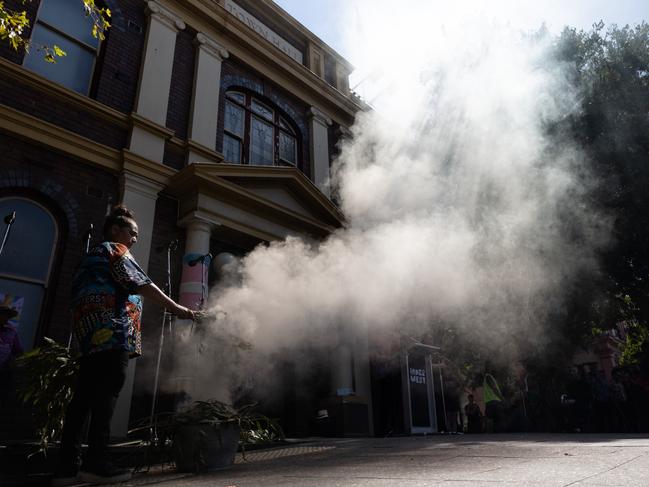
[71,242,152,357]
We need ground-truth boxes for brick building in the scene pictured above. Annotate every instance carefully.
[0,0,370,438]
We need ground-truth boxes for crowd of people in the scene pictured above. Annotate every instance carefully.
[453,364,649,434]
[557,365,649,433]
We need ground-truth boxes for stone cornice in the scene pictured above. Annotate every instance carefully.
[121,149,177,186]
[120,171,165,200]
[186,139,225,163]
[164,0,362,127]
[195,32,229,61]
[192,163,343,220]
[178,211,221,230]
[234,0,353,71]
[0,102,121,171]
[169,163,345,228]
[130,113,175,139]
[308,107,332,126]
[146,0,186,31]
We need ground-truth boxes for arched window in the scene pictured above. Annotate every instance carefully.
[0,197,59,351]
[23,0,103,94]
[223,90,299,167]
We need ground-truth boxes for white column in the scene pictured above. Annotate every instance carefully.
[353,326,374,435]
[178,215,218,308]
[111,172,164,438]
[187,33,229,165]
[332,324,354,396]
[308,107,332,197]
[129,1,185,163]
[332,343,354,396]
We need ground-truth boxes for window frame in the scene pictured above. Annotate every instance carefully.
[23,0,105,96]
[0,195,63,351]
[223,90,300,168]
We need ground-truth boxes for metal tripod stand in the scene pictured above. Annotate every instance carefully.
[148,239,178,444]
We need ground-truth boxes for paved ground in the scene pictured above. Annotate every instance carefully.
[119,434,649,487]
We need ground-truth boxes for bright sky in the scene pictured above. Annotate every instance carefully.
[274,0,649,63]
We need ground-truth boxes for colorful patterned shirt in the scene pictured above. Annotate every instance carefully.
[71,242,152,357]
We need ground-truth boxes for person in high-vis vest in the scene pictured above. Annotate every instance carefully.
[483,373,505,432]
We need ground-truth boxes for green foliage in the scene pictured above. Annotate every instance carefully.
[15,337,79,457]
[549,22,649,357]
[620,320,649,366]
[0,0,110,62]
[0,1,29,51]
[132,398,283,470]
[161,399,283,449]
[614,294,649,365]
[83,0,110,41]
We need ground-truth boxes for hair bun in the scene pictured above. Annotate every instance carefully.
[110,205,135,219]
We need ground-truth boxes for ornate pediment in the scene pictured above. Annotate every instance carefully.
[168,163,344,241]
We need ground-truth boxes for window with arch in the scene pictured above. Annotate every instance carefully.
[0,197,59,351]
[23,0,103,94]
[223,90,299,167]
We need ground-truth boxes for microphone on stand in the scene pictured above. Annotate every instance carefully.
[84,223,94,254]
[0,211,17,256]
[4,211,16,225]
[188,253,212,267]
[155,239,179,253]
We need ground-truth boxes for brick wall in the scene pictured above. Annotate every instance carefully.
[93,0,147,114]
[0,133,119,346]
[0,74,128,149]
[166,27,196,141]
[163,141,187,170]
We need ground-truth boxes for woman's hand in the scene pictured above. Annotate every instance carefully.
[138,283,198,320]
[173,305,196,321]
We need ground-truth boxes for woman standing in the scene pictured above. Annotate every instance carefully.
[53,206,196,486]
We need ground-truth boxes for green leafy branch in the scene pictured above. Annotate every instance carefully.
[0,1,29,51]
[615,294,649,366]
[0,0,110,62]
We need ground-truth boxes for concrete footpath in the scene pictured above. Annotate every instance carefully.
[119,433,649,487]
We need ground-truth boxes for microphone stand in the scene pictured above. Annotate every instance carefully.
[149,239,177,446]
[199,254,211,310]
[68,223,95,351]
[0,211,16,256]
[84,223,93,254]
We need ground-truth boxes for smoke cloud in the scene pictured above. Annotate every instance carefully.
[171,0,610,402]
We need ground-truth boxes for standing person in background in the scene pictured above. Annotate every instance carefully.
[464,394,483,433]
[52,206,196,486]
[443,377,461,433]
[483,373,504,432]
[0,305,22,405]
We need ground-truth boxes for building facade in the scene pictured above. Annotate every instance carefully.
[0,0,375,438]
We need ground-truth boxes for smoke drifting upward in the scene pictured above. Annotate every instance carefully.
[174,1,609,399]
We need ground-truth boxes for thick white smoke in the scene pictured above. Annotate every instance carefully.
[173,0,609,400]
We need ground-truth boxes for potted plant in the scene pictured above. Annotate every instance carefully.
[15,337,79,456]
[148,399,283,472]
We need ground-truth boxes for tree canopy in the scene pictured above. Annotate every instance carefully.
[552,22,649,365]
